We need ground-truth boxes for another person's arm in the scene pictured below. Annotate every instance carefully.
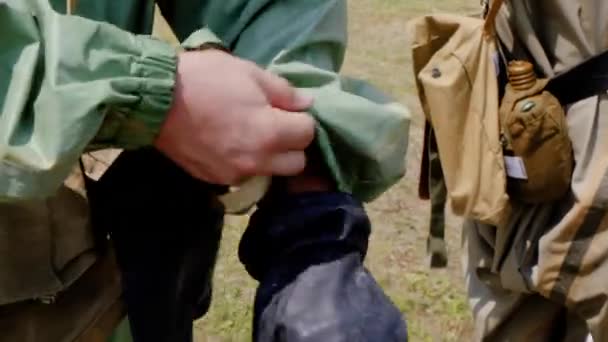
[0,1,176,199]
[227,0,410,200]
[0,1,315,200]
[157,0,410,201]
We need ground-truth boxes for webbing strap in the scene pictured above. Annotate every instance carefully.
[546,49,608,106]
[483,0,505,36]
[66,0,77,14]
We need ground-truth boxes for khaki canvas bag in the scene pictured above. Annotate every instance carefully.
[408,0,510,226]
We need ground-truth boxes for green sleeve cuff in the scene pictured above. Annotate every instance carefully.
[92,28,228,151]
[92,36,177,150]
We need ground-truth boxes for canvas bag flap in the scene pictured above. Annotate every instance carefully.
[408,0,510,226]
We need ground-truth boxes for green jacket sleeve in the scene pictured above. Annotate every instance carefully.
[216,0,411,201]
[0,0,177,200]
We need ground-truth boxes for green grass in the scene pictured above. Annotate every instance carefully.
[154,1,482,341]
[194,216,255,342]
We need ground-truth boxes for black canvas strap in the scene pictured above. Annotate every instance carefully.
[546,49,608,106]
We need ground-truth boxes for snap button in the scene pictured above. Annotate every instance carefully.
[521,101,536,112]
[431,67,441,78]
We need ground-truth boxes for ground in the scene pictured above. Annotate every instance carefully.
[156,1,481,341]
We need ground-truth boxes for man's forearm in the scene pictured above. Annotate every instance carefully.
[0,1,177,199]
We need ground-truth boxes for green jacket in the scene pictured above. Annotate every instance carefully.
[1,0,410,203]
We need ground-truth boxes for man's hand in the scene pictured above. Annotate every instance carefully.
[154,49,315,185]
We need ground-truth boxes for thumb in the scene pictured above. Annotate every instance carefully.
[253,68,313,111]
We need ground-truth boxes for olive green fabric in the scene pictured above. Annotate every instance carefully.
[0,0,410,203]
[0,182,97,306]
[0,0,177,200]
[464,0,608,341]
[426,128,448,268]
[0,250,123,342]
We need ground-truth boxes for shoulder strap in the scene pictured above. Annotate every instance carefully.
[483,0,506,36]
[66,0,76,14]
[546,49,608,106]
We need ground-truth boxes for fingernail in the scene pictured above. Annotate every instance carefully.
[294,91,314,109]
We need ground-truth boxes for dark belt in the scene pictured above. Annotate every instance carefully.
[546,49,608,106]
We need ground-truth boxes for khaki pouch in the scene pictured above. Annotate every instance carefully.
[408,0,510,226]
[499,64,573,203]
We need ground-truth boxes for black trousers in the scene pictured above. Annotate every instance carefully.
[89,148,407,342]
